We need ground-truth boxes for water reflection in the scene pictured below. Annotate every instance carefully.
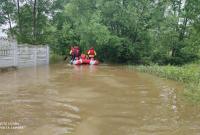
[72,65,98,73]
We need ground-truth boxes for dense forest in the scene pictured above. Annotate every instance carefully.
[0,0,200,64]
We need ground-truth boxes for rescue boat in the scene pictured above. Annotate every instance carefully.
[71,59,82,65]
[71,54,99,65]
[81,58,99,65]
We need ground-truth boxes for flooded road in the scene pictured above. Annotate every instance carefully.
[0,64,200,135]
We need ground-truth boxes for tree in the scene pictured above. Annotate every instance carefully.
[0,0,15,37]
[1,0,199,64]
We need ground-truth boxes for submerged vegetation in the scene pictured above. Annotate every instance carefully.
[50,53,65,64]
[135,64,200,102]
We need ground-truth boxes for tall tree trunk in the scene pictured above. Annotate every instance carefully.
[33,0,37,44]
[179,17,188,41]
[7,13,13,37]
[17,0,22,37]
[178,0,182,16]
[171,0,183,57]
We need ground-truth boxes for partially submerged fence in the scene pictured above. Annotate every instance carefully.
[0,38,49,68]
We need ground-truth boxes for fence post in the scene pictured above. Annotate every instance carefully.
[46,45,49,64]
[13,41,18,67]
[34,47,37,66]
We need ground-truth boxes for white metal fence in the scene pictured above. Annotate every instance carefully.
[0,38,49,68]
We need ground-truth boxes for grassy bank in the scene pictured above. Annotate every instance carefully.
[133,64,200,102]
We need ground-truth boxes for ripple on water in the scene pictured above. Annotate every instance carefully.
[0,84,81,135]
[1,65,200,135]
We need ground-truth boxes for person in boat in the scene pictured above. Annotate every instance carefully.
[74,46,81,59]
[70,46,81,61]
[87,47,96,59]
[80,54,87,60]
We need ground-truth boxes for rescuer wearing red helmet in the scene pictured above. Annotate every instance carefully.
[87,47,96,59]
[70,46,81,61]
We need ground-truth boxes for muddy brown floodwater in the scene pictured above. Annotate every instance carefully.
[0,64,200,135]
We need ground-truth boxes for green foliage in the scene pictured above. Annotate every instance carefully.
[135,65,200,83]
[0,0,15,36]
[0,0,200,64]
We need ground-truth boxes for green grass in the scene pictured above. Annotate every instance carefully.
[133,64,200,103]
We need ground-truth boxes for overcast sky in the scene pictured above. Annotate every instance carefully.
[0,24,9,37]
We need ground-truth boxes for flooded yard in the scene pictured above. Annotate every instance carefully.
[0,64,200,135]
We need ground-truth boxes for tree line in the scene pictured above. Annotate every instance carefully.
[0,0,200,64]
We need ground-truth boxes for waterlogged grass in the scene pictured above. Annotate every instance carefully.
[184,83,200,102]
[133,64,200,103]
[50,53,65,64]
[135,65,200,84]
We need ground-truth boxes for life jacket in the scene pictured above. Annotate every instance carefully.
[74,47,80,57]
[88,48,96,56]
